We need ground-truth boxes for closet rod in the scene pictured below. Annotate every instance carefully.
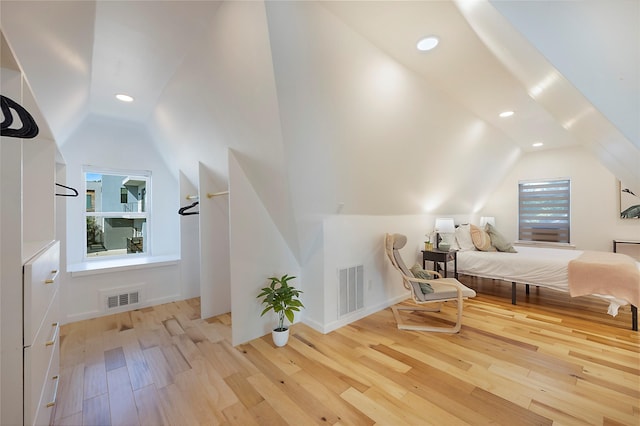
[185,190,229,200]
[207,191,229,198]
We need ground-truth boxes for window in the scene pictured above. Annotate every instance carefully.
[518,179,570,243]
[84,167,151,258]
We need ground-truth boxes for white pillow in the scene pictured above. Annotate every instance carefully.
[455,224,476,251]
[449,235,461,251]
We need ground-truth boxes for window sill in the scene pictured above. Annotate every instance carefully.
[68,254,180,277]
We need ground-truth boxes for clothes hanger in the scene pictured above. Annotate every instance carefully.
[1,95,39,139]
[55,183,79,197]
[178,201,199,216]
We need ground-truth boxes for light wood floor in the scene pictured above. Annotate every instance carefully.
[54,277,640,425]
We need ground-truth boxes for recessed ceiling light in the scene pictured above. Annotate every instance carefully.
[115,93,134,102]
[416,36,439,52]
[532,142,544,147]
[499,111,514,118]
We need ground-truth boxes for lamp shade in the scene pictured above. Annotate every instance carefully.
[434,217,455,233]
[480,216,495,227]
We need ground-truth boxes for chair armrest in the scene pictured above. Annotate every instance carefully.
[401,273,465,291]
[422,270,443,279]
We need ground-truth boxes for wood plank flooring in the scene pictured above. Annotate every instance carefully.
[54,277,639,425]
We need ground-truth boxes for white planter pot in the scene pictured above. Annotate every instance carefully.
[272,327,289,347]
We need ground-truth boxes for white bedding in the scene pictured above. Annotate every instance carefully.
[456,246,633,316]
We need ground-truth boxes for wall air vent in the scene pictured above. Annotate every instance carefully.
[106,291,140,310]
[100,284,145,312]
[339,265,364,317]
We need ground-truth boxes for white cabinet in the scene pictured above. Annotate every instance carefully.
[1,30,61,426]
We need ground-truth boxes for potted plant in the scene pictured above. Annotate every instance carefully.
[257,274,304,347]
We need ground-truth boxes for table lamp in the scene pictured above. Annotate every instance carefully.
[434,217,455,250]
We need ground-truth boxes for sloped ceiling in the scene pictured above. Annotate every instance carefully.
[457,0,639,194]
[489,0,638,150]
[1,0,638,216]
[89,1,221,122]
[0,0,96,143]
[320,0,574,152]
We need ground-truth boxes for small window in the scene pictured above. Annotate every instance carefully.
[84,167,150,258]
[518,179,570,243]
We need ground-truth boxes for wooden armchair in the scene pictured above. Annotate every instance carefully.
[385,233,476,333]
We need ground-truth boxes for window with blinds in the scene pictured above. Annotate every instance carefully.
[518,179,570,243]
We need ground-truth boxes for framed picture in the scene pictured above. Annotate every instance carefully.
[620,181,640,219]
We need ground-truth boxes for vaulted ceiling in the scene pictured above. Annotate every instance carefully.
[1,0,638,207]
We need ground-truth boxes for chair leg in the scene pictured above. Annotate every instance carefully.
[391,302,463,333]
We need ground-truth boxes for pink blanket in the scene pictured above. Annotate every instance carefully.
[568,251,640,307]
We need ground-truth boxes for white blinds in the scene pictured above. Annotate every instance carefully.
[518,179,570,243]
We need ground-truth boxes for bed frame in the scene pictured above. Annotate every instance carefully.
[506,281,638,331]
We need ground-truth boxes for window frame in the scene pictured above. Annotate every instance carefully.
[82,166,152,261]
[518,178,571,244]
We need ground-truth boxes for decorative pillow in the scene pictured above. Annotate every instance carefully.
[410,264,434,294]
[454,224,476,251]
[485,223,517,253]
[449,235,461,251]
[470,224,496,252]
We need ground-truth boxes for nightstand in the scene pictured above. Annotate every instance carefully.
[422,249,457,279]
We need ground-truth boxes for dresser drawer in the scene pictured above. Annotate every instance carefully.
[24,241,60,346]
[31,371,60,426]
[24,289,60,426]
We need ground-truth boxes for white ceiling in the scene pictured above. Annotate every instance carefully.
[89,0,221,122]
[489,0,639,150]
[1,0,637,186]
[321,0,577,153]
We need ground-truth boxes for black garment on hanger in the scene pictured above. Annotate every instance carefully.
[1,95,39,139]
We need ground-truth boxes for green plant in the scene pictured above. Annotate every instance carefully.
[257,274,304,331]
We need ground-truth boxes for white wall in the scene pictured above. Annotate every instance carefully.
[479,146,640,252]
[149,0,299,262]
[63,115,179,261]
[229,150,300,346]
[59,115,181,322]
[266,0,520,261]
[317,215,441,333]
[179,171,200,299]
[198,162,230,319]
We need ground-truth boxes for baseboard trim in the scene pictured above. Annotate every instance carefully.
[303,293,408,334]
[63,294,181,324]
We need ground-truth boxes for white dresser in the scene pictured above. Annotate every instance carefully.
[23,241,61,426]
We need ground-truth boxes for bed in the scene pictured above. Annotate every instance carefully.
[451,224,640,330]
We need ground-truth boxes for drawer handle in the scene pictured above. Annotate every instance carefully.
[46,375,60,408]
[46,322,60,347]
[44,270,59,284]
